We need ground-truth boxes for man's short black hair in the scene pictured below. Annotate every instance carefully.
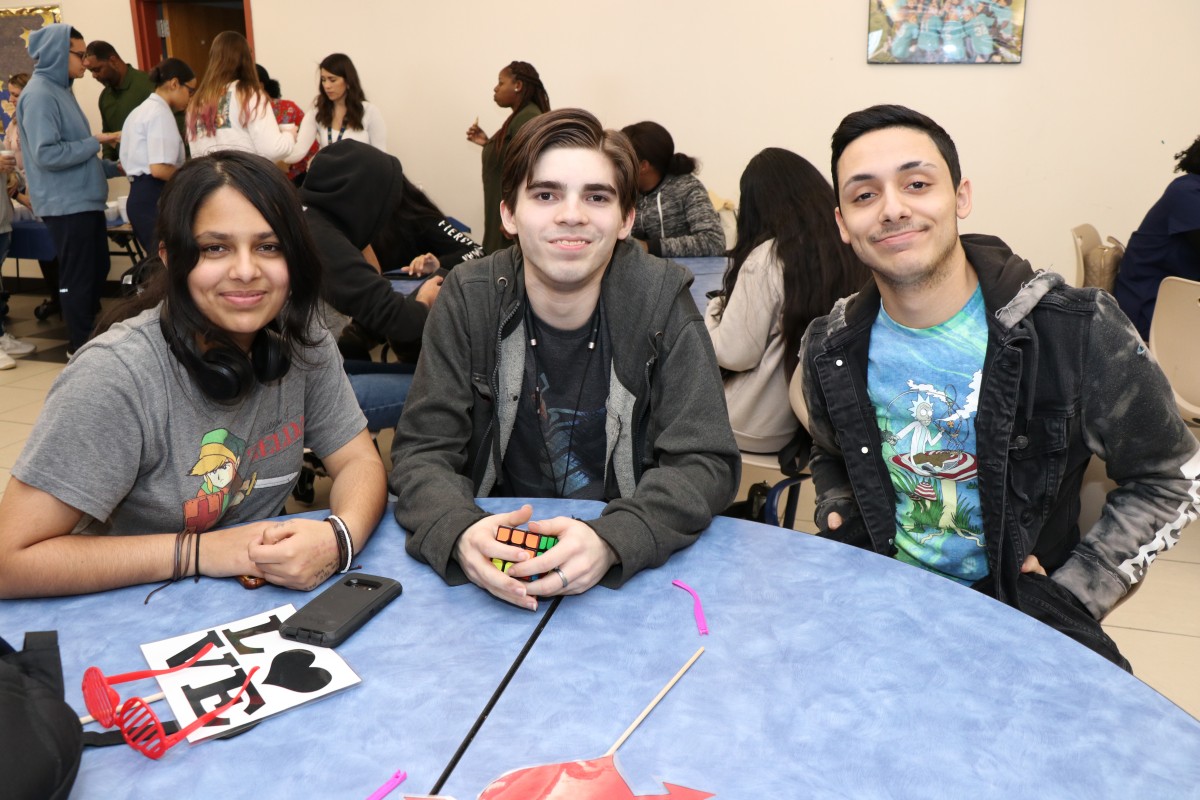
[830,104,962,203]
[85,40,119,62]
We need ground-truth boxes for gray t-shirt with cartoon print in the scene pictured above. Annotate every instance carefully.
[13,305,365,536]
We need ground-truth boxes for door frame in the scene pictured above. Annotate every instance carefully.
[128,0,255,69]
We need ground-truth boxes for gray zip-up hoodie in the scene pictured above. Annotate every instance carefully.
[630,172,726,258]
[392,240,740,587]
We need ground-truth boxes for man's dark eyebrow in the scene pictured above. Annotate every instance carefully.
[525,180,617,195]
[842,160,939,191]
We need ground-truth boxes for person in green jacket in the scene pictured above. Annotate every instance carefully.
[466,61,549,253]
[84,40,153,161]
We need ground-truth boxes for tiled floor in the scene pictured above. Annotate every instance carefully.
[1,289,1196,720]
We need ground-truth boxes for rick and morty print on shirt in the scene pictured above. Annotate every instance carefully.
[868,286,989,584]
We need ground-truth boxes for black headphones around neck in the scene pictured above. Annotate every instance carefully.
[160,307,291,404]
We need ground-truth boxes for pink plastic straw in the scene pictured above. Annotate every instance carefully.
[366,769,406,800]
[672,580,709,635]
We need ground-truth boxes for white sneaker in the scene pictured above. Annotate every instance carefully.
[0,348,14,370]
[0,332,35,357]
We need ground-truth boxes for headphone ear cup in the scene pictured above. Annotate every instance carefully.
[252,327,291,384]
[200,346,255,403]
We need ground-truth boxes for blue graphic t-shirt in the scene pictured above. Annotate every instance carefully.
[867,284,988,584]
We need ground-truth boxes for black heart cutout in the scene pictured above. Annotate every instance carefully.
[263,649,333,694]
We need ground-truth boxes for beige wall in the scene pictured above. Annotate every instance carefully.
[23,1,1200,284]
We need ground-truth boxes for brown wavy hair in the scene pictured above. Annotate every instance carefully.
[186,31,266,139]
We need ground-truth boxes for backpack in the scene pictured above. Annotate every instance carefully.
[0,632,83,800]
[1083,236,1125,293]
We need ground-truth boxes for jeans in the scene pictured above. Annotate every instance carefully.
[345,360,415,431]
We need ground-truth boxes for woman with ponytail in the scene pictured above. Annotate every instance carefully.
[120,57,195,252]
[465,61,549,253]
[622,120,725,258]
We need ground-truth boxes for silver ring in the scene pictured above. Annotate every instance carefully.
[552,567,569,589]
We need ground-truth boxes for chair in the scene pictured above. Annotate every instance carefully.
[740,451,810,529]
[1148,276,1200,427]
[1070,224,1100,288]
[765,475,808,528]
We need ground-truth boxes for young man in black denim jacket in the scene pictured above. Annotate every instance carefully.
[801,105,1200,668]
[392,109,739,611]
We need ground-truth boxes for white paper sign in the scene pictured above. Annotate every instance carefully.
[140,605,360,743]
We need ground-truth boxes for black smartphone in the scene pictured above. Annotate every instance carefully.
[279,574,402,647]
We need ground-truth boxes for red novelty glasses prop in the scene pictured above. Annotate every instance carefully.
[82,642,259,759]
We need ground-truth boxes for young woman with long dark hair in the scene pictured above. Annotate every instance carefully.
[465,61,549,253]
[0,150,386,598]
[286,53,387,166]
[706,147,869,453]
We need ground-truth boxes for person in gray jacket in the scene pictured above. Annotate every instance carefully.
[622,121,725,258]
[392,109,740,610]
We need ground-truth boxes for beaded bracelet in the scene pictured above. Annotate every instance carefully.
[326,514,353,573]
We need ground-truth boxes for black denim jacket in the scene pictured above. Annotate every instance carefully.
[801,234,1200,619]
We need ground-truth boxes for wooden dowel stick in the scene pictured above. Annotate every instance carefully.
[606,646,704,757]
[79,691,166,725]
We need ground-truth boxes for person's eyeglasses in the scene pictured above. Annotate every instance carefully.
[69,49,86,60]
[184,83,197,97]
[82,641,260,759]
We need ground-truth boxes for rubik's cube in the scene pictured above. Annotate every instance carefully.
[492,525,558,581]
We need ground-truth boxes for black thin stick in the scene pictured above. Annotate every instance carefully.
[429,595,564,795]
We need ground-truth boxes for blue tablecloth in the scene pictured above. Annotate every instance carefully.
[4,500,1199,797]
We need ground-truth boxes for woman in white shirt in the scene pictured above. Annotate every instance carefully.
[705,148,869,453]
[286,53,386,165]
[120,58,195,253]
[186,31,295,161]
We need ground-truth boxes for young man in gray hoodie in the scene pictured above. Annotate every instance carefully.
[18,24,121,351]
[392,109,739,610]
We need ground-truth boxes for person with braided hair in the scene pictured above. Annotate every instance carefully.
[466,61,549,253]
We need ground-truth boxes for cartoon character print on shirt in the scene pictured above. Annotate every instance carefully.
[182,428,257,533]
[879,375,984,548]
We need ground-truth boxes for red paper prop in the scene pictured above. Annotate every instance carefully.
[405,755,711,800]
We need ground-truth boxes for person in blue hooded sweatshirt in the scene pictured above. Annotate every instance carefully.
[18,24,121,352]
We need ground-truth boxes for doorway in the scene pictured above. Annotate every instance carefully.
[130,0,254,76]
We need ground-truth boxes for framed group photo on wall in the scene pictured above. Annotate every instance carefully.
[867,0,1026,64]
